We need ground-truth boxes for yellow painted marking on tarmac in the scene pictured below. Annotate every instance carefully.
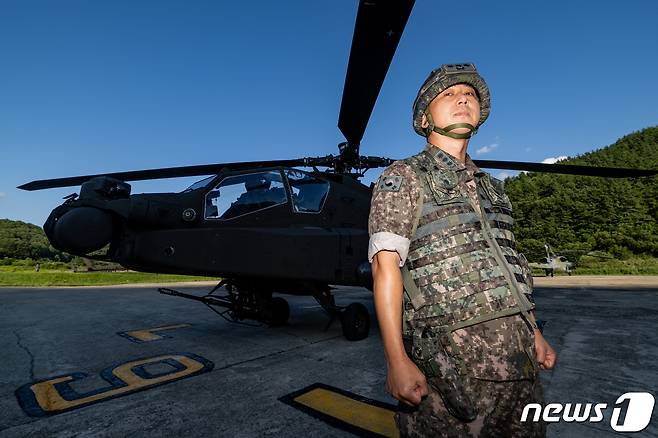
[125,323,191,342]
[31,354,203,412]
[294,387,399,438]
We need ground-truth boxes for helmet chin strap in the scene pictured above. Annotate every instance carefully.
[432,123,477,139]
[424,110,477,139]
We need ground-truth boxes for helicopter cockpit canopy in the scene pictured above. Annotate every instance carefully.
[183,175,216,193]
[285,169,329,213]
[205,171,286,220]
[204,169,330,220]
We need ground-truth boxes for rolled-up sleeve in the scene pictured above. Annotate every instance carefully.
[368,161,420,267]
[368,232,411,267]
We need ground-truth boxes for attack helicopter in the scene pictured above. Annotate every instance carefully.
[18,0,657,341]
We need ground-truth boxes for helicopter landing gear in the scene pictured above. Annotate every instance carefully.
[158,281,290,327]
[268,296,290,327]
[159,281,370,340]
[224,283,290,327]
[341,302,370,341]
[311,286,370,341]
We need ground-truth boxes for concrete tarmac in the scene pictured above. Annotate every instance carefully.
[1,282,657,437]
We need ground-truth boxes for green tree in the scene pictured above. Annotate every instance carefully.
[0,219,71,261]
[505,126,658,261]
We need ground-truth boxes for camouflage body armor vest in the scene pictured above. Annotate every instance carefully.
[400,149,536,343]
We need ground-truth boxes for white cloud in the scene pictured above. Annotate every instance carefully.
[495,171,515,180]
[541,156,568,164]
[475,143,498,156]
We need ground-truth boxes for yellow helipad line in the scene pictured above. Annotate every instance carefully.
[31,355,203,412]
[124,323,191,342]
[294,387,398,438]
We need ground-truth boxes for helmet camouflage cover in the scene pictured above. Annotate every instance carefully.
[412,63,490,137]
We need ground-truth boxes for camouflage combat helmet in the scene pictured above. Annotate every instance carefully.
[412,63,490,139]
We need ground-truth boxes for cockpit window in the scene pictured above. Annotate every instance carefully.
[183,175,216,193]
[205,171,287,220]
[285,169,329,213]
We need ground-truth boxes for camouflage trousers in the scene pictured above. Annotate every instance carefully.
[395,377,546,438]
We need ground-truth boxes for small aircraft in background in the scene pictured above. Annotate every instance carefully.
[529,244,574,276]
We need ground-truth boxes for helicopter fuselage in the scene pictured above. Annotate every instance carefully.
[44,167,375,291]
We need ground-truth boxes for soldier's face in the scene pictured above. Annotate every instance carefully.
[423,84,480,131]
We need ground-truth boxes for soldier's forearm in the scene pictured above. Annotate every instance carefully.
[372,252,408,365]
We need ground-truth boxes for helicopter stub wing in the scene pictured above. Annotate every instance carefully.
[338,0,415,148]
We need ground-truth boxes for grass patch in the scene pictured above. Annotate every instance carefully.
[2,257,657,287]
[0,268,216,287]
[573,256,658,275]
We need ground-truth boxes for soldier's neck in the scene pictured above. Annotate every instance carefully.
[427,133,469,163]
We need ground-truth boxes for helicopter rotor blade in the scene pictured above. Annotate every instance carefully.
[338,0,415,147]
[473,159,657,178]
[20,155,656,191]
[17,156,340,191]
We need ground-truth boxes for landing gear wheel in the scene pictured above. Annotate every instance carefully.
[341,302,370,341]
[268,296,290,326]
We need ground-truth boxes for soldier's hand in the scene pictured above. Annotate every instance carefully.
[534,329,557,370]
[386,356,428,406]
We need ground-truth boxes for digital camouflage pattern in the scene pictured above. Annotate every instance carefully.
[369,144,537,380]
[401,148,536,350]
[412,63,491,137]
[368,144,543,436]
[404,332,478,422]
[395,377,546,437]
[368,161,422,248]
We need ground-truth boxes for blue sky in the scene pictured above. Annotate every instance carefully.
[2,0,657,226]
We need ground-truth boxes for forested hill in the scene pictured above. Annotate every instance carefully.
[0,219,70,260]
[504,126,658,262]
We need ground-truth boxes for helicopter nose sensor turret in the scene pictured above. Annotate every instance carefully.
[43,177,131,256]
[51,207,114,254]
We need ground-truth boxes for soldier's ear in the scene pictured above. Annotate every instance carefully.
[421,113,428,129]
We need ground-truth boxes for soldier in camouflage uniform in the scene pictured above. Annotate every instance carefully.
[369,64,557,437]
